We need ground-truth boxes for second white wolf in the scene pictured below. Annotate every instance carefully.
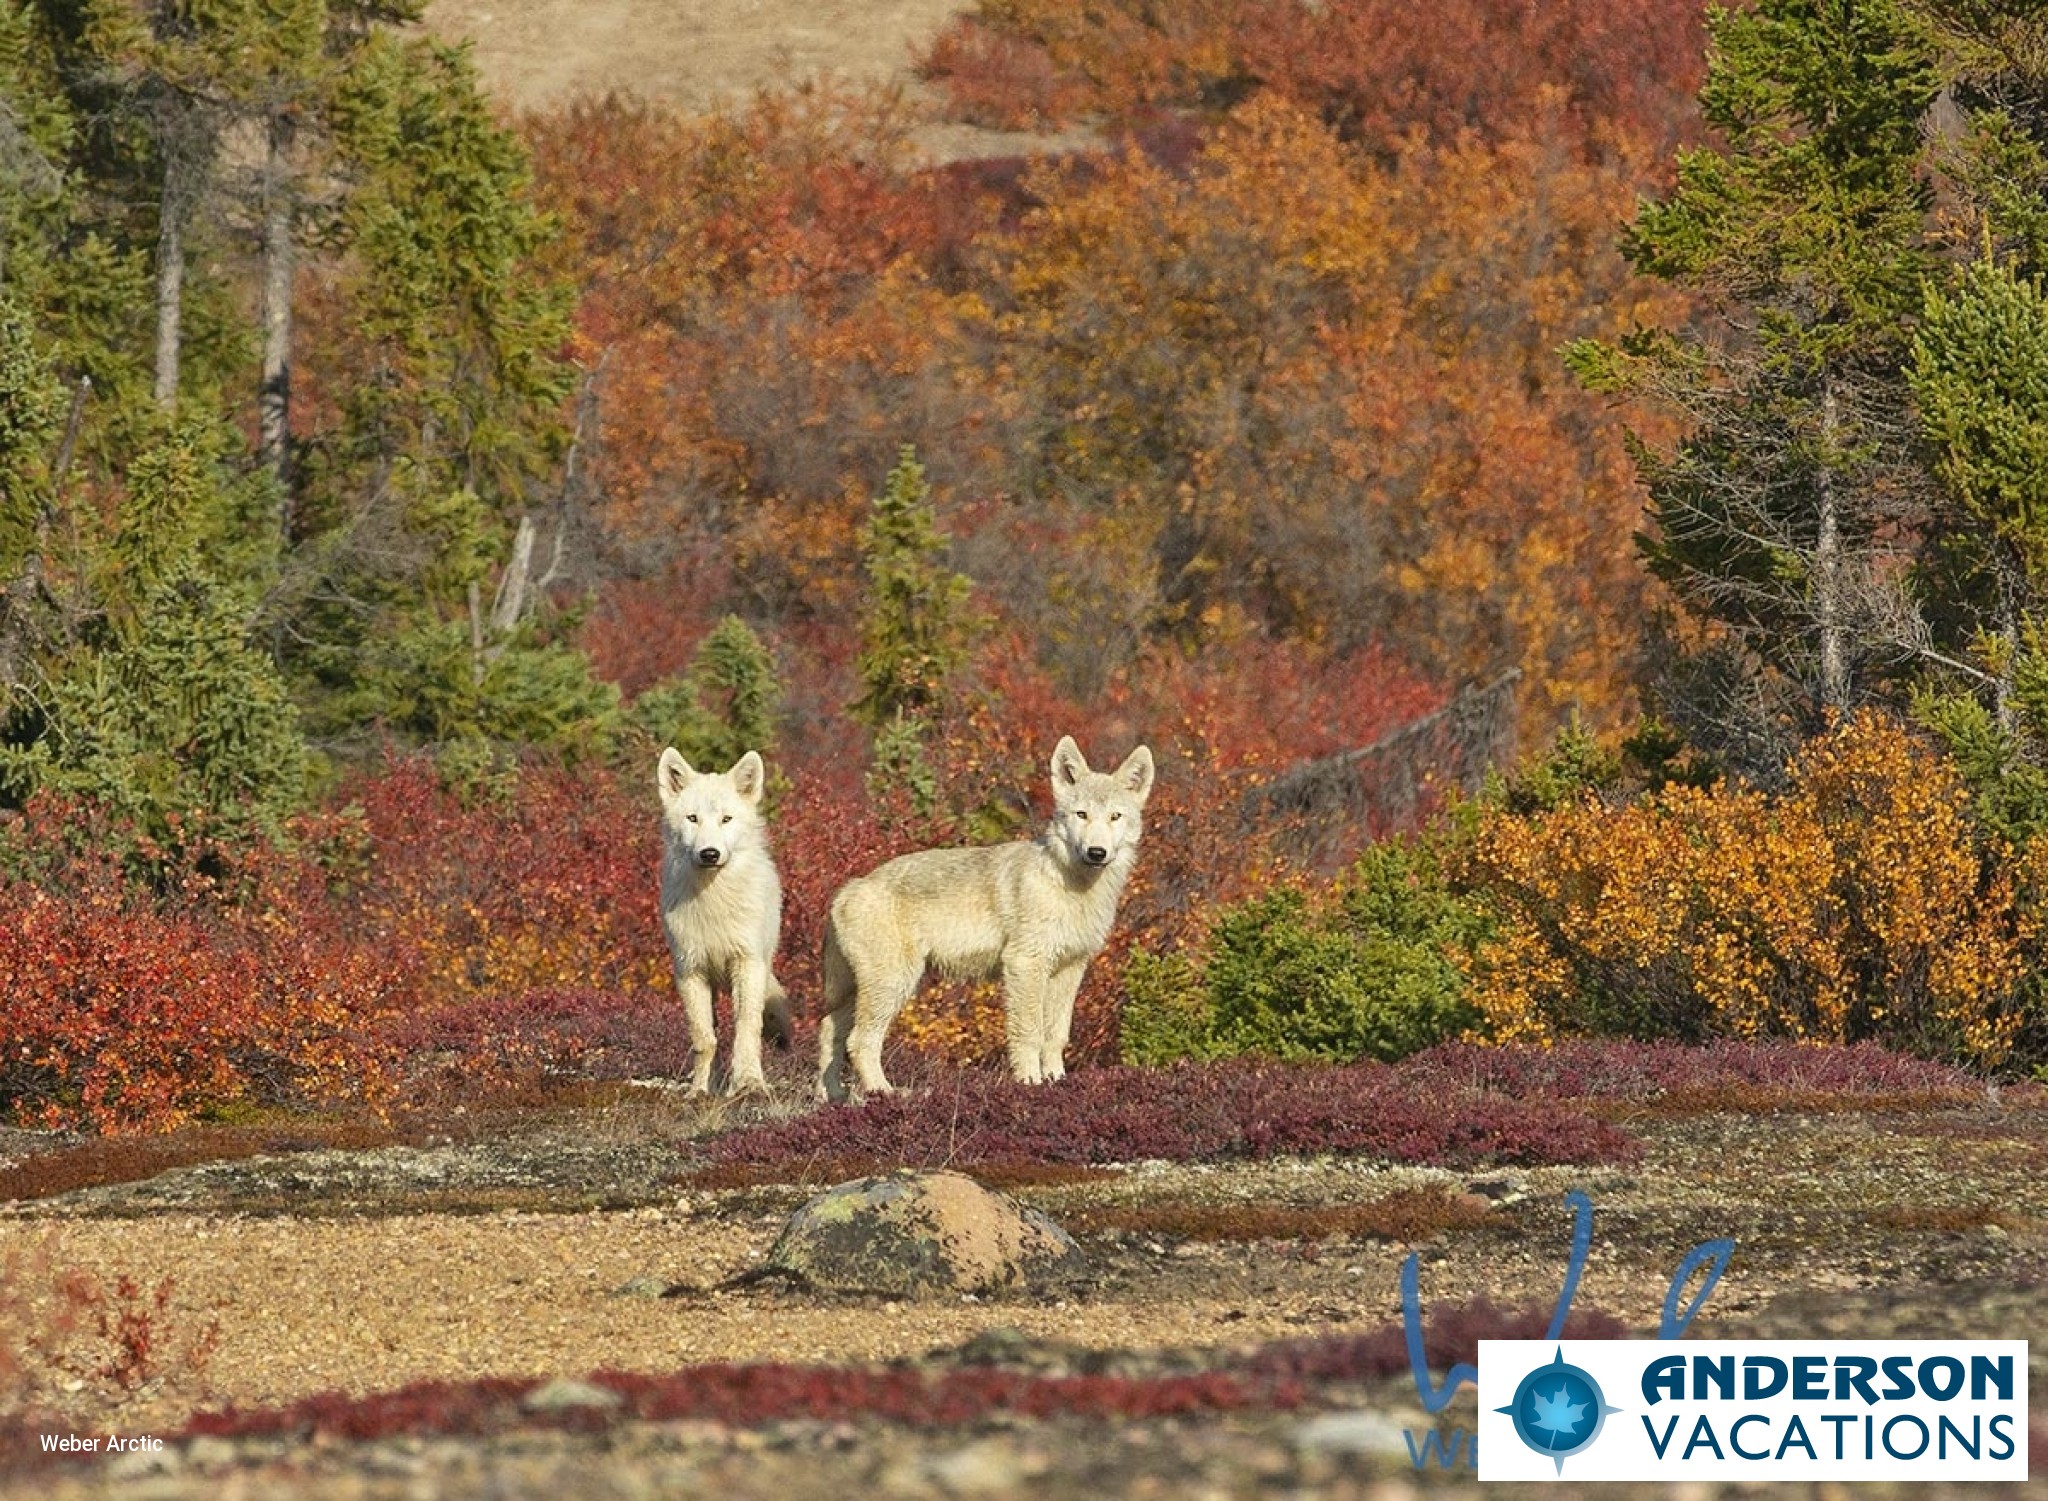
[817,735,1156,1101]
[657,748,791,1095]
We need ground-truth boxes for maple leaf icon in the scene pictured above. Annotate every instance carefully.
[1498,1348,1618,1474]
[1528,1384,1588,1442]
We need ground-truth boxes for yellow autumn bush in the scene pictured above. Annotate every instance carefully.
[1461,712,2032,1064]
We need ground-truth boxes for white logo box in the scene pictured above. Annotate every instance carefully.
[1478,1339,2028,1482]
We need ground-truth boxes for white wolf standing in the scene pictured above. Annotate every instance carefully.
[817,735,1155,1102]
[657,748,791,1095]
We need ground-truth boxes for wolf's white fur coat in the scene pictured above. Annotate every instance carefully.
[657,748,789,1094]
[818,736,1155,1100]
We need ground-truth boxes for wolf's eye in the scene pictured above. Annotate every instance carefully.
[685,814,698,823]
[1110,812,1123,822]
[721,815,732,824]
[1075,810,1089,821]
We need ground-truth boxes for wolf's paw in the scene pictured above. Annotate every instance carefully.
[724,1075,773,1100]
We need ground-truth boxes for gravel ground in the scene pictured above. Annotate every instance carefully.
[0,1095,2043,1497]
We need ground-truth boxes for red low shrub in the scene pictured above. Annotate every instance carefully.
[148,1297,1632,1450]
[1401,1039,1987,1101]
[383,988,691,1084]
[695,1058,1641,1176]
[344,756,666,1006]
[917,20,1088,132]
[0,800,403,1135]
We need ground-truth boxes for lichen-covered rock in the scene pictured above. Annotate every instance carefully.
[756,1170,1085,1296]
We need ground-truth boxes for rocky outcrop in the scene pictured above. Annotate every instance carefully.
[750,1170,1085,1297]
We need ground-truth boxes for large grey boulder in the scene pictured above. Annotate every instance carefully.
[752,1170,1085,1297]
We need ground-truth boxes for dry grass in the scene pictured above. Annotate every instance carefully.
[1066,1188,1493,1244]
[422,0,969,115]
[1864,1205,2042,1236]
[1583,1086,1992,1122]
[0,1120,404,1206]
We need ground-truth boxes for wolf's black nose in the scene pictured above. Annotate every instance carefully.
[1085,846,1108,865]
[697,847,722,866]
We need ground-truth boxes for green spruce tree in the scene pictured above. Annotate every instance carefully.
[852,444,974,729]
[1569,0,1943,776]
[631,615,784,778]
[851,445,977,815]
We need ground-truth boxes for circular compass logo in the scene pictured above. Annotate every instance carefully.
[1496,1347,1621,1474]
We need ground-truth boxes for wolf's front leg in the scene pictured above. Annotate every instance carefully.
[677,966,718,1095]
[727,956,772,1095]
[1002,955,1051,1084]
[1039,960,1087,1082]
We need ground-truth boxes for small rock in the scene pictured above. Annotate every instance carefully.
[520,1376,624,1413]
[183,1434,238,1472]
[923,1436,1024,1495]
[1468,1173,1526,1206]
[1293,1410,1415,1457]
[106,1446,181,1482]
[613,1273,671,1299]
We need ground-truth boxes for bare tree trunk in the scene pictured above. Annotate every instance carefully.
[51,375,89,494]
[153,176,184,410]
[152,89,217,412]
[259,112,295,506]
[488,515,536,635]
[1993,551,2022,734]
[467,579,486,686]
[1815,376,1848,713]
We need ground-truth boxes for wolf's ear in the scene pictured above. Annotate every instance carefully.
[1116,745,1155,804]
[657,747,694,799]
[1050,735,1089,788]
[730,750,766,805]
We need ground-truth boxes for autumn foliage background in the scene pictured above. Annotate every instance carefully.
[6,0,2048,1136]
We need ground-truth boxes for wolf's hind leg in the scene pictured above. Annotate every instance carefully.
[847,961,920,1097]
[817,924,857,1103]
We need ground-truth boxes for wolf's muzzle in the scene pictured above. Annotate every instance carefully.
[1083,846,1109,866]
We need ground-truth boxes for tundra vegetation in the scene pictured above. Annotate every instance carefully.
[0,0,2045,1135]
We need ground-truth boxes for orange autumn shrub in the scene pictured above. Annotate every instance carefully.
[1461,713,2033,1064]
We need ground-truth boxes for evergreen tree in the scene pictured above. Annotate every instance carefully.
[631,615,783,774]
[0,0,611,852]
[1569,0,1943,775]
[280,31,594,755]
[851,444,974,730]
[0,423,304,848]
[1910,253,2048,705]
[0,2,68,298]
[1901,3,2048,840]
